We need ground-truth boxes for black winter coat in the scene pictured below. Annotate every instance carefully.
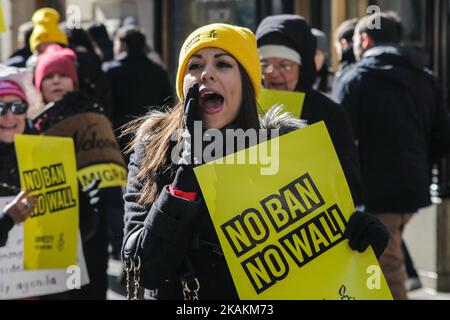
[103,52,173,130]
[103,52,173,164]
[0,141,19,247]
[122,110,307,300]
[334,46,450,213]
[3,47,32,68]
[0,123,33,247]
[74,50,113,119]
[332,45,356,99]
[123,145,238,300]
[302,91,362,206]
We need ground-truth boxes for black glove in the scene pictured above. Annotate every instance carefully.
[180,83,201,166]
[170,83,201,195]
[344,211,390,259]
[172,165,199,194]
[78,178,103,241]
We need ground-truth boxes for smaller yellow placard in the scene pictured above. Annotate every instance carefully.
[15,134,79,270]
[258,88,305,118]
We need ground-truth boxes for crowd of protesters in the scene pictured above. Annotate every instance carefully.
[1,6,449,301]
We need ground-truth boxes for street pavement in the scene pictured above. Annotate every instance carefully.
[107,258,126,300]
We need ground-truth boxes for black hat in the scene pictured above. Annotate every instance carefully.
[256,14,317,93]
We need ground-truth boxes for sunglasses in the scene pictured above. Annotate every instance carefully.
[0,101,29,116]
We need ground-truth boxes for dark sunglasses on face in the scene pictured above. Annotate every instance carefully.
[0,101,29,116]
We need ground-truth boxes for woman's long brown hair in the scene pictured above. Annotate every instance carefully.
[123,62,260,206]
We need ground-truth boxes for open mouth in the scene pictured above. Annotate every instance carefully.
[0,124,18,130]
[51,88,65,96]
[200,92,224,114]
[268,82,288,90]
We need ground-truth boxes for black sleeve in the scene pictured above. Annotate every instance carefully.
[122,144,201,288]
[428,75,450,162]
[335,77,362,141]
[326,106,363,207]
[0,211,14,247]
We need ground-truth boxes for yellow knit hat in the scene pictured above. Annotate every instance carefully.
[176,23,261,100]
[30,8,68,53]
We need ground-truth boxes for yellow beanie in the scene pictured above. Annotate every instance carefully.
[30,8,68,53]
[176,23,261,101]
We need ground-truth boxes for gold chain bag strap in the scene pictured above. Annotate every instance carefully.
[125,256,141,300]
[180,257,200,300]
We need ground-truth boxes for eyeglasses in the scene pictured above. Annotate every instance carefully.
[261,60,298,74]
[0,101,29,116]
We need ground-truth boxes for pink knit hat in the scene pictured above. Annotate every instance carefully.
[0,80,27,101]
[34,44,78,92]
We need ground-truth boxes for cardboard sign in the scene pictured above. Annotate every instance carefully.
[15,135,78,270]
[0,196,89,299]
[258,88,305,118]
[194,122,392,300]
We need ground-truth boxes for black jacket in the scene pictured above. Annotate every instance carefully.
[0,123,33,247]
[0,210,14,247]
[334,45,450,212]
[122,109,307,300]
[302,91,362,205]
[3,47,32,68]
[103,52,173,130]
[0,143,19,247]
[256,15,362,206]
[332,45,356,99]
[103,52,173,164]
[0,141,21,192]
[74,50,113,119]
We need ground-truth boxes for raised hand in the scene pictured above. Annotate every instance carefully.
[180,83,201,166]
[344,210,390,259]
[4,190,37,224]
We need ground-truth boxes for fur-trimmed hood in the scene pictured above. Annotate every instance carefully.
[259,105,306,133]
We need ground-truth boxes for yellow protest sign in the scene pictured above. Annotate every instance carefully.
[258,88,305,118]
[194,122,392,300]
[15,135,78,270]
[0,4,6,33]
[78,163,127,189]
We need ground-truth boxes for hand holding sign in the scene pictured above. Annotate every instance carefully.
[344,211,389,259]
[4,190,36,224]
